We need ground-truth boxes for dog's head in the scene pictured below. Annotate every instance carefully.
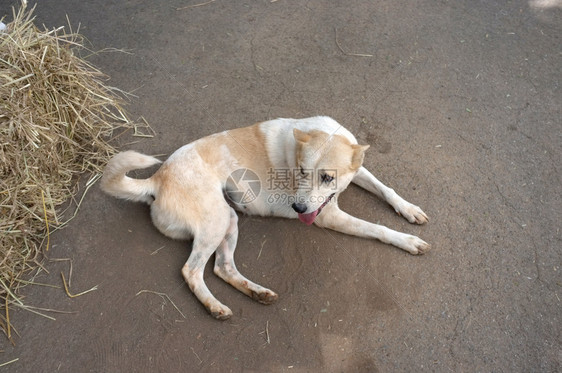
[291,128,369,225]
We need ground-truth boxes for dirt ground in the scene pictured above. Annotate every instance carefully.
[1,0,561,371]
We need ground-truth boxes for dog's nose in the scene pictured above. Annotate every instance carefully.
[291,202,307,214]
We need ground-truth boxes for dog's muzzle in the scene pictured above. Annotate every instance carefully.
[293,193,335,225]
[291,202,307,214]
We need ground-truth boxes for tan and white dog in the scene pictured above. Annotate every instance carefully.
[101,116,429,319]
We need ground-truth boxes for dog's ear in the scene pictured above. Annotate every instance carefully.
[293,128,312,143]
[351,144,370,170]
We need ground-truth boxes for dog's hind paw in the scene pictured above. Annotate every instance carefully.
[251,289,278,305]
[209,304,233,320]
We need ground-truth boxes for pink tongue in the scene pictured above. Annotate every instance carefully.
[298,210,318,225]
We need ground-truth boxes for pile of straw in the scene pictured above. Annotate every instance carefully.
[1,2,132,340]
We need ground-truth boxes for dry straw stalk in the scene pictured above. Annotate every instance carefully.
[1,1,133,341]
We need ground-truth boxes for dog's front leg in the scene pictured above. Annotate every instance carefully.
[213,209,278,304]
[315,203,430,255]
[352,167,429,224]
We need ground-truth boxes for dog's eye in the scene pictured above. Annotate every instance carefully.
[321,173,334,184]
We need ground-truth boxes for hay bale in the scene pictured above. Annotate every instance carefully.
[0,1,133,339]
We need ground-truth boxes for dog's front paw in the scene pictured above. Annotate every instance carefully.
[400,235,431,255]
[396,203,429,225]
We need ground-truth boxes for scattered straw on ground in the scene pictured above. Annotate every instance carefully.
[0,1,133,341]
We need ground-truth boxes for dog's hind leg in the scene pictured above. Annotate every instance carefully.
[315,202,430,255]
[213,209,278,305]
[352,166,429,224]
[181,207,234,320]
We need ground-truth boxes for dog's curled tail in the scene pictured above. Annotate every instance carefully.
[101,150,162,204]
